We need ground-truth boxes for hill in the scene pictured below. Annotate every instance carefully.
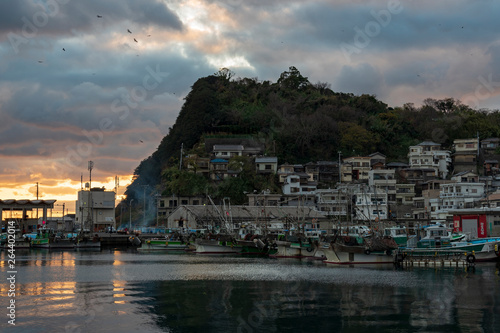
[123,66,500,203]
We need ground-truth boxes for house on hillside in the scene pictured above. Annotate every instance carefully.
[452,138,478,174]
[408,141,451,179]
[255,156,278,174]
[342,156,371,182]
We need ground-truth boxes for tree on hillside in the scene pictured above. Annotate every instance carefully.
[277,66,310,90]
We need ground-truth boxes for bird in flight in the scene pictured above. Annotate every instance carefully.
[62,48,66,51]
[97,15,102,18]
[139,140,144,143]
[134,38,138,43]
[127,29,132,33]
[38,60,43,63]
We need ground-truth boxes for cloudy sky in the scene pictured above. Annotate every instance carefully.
[1,0,500,214]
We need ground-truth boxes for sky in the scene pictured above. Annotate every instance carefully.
[1,0,500,215]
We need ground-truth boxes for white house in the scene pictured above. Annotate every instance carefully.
[408,141,452,179]
[354,188,388,221]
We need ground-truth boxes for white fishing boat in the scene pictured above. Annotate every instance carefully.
[323,233,398,265]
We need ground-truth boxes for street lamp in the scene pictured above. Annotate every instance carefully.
[129,199,134,232]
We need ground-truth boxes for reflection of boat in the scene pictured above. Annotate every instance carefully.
[31,228,75,249]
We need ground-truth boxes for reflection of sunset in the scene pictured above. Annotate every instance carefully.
[113,280,129,304]
[23,281,76,297]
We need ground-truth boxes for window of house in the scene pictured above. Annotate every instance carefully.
[265,164,272,170]
[181,200,188,205]
[472,189,477,193]
[159,200,165,208]
[193,200,199,205]
[494,221,500,226]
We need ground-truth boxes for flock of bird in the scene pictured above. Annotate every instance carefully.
[38,14,148,63]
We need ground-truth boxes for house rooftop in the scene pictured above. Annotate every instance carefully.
[416,140,441,146]
[255,156,278,163]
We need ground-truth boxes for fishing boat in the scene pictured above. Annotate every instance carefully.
[31,228,76,249]
[269,233,323,259]
[383,225,413,247]
[138,234,193,252]
[193,234,241,254]
[322,232,398,265]
[416,223,466,248]
[1,229,31,249]
[75,233,101,249]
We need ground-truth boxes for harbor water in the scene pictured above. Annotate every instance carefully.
[1,249,499,332]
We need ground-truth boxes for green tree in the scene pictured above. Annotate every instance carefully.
[162,166,209,197]
[277,66,310,90]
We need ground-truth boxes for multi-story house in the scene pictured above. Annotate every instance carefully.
[315,188,349,217]
[452,138,478,174]
[157,195,207,224]
[340,162,353,183]
[395,183,416,206]
[368,169,396,203]
[484,159,499,176]
[354,187,388,221]
[277,163,295,183]
[440,175,485,211]
[209,158,229,181]
[480,138,500,152]
[408,140,451,179]
[185,154,210,177]
[342,156,371,182]
[282,174,317,195]
[369,152,386,169]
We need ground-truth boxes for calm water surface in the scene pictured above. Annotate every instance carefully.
[1,249,499,333]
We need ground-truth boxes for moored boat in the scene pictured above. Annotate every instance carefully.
[138,235,193,252]
[322,232,398,265]
[194,234,241,254]
[31,228,76,249]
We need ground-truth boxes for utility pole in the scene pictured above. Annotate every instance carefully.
[179,143,183,170]
[142,185,149,226]
[338,151,342,184]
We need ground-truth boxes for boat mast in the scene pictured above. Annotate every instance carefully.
[88,161,94,233]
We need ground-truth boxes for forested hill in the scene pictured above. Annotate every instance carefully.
[124,66,500,201]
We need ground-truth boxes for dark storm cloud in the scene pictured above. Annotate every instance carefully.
[0,0,182,36]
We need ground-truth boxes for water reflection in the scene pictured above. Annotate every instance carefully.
[0,250,498,332]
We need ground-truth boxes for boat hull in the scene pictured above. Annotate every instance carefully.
[194,239,241,254]
[323,243,394,265]
[138,239,192,252]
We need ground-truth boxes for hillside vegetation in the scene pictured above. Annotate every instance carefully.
[124,67,500,204]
